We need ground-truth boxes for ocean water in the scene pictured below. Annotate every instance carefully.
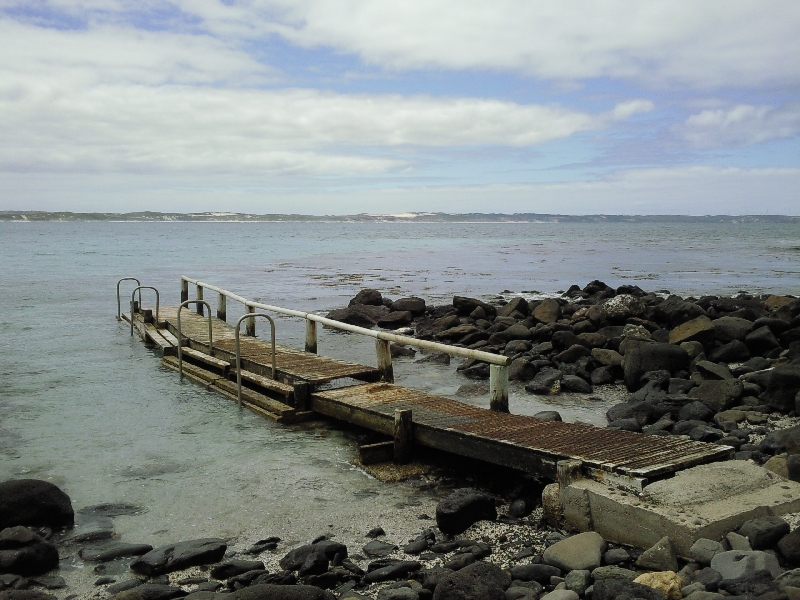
[0,220,798,583]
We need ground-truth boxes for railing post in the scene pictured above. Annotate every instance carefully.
[180,279,189,304]
[376,339,394,383]
[246,305,256,336]
[196,285,204,315]
[217,293,227,322]
[305,320,317,354]
[490,364,509,412]
[394,409,413,464]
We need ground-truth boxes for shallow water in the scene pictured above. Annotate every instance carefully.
[0,220,798,586]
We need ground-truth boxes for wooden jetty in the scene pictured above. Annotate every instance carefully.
[119,276,732,492]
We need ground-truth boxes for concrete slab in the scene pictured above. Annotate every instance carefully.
[562,461,800,556]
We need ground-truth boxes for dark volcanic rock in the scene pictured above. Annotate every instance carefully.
[761,366,800,412]
[130,539,227,576]
[79,542,153,562]
[230,584,336,600]
[349,289,383,306]
[377,311,413,329]
[363,560,421,583]
[391,297,426,316]
[211,560,266,580]
[431,561,510,600]
[713,316,754,343]
[0,481,73,531]
[561,375,592,393]
[739,516,791,549]
[0,530,59,577]
[623,341,689,391]
[746,326,781,355]
[688,379,743,412]
[436,489,497,535]
[592,579,666,600]
[453,297,496,318]
[524,368,562,395]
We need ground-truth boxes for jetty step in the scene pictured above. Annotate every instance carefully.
[161,356,307,423]
[180,347,230,374]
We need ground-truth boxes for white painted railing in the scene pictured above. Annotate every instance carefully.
[180,276,510,411]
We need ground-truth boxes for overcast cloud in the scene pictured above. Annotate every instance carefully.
[1,1,799,214]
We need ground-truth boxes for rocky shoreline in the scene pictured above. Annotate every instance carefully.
[3,282,800,600]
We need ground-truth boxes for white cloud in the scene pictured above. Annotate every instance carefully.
[679,104,800,148]
[191,0,800,89]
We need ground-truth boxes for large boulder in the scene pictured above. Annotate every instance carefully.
[326,304,389,327]
[391,297,426,316]
[533,299,561,324]
[738,516,790,550]
[602,295,645,321]
[687,379,743,413]
[0,527,59,576]
[761,366,800,412]
[130,539,227,576]
[710,550,782,580]
[636,537,678,572]
[669,316,715,346]
[432,561,510,600]
[498,297,530,318]
[435,489,497,535]
[349,289,383,306]
[713,316,753,343]
[745,326,781,356]
[453,296,496,318]
[623,341,690,391]
[0,480,73,530]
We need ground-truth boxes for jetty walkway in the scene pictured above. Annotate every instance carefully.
[119,276,731,492]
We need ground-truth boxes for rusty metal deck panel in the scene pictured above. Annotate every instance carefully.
[312,383,731,479]
[160,307,380,384]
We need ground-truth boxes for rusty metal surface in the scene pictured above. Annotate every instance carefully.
[313,383,730,478]
[161,307,380,384]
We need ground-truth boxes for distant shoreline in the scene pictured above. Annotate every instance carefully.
[1,211,798,223]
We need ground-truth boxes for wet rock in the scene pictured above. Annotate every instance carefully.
[623,341,689,391]
[591,366,616,385]
[508,359,537,382]
[435,489,497,535]
[251,571,296,586]
[0,529,59,577]
[403,540,429,555]
[592,579,665,600]
[0,481,74,530]
[79,542,153,562]
[211,560,265,580]
[67,516,114,542]
[710,550,782,580]
[0,592,57,600]
[560,375,592,394]
[636,536,678,572]
[26,577,64,590]
[108,580,146,595]
[708,341,750,363]
[738,516,791,549]
[130,539,227,576]
[431,561,510,600]
[326,305,386,327]
[525,369,562,395]
[350,289,383,306]
[127,583,187,600]
[498,297,530,318]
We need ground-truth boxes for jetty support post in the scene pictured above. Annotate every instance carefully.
[305,319,317,354]
[180,278,189,304]
[217,292,227,322]
[394,409,413,464]
[489,364,509,412]
[376,339,394,383]
[293,381,310,411]
[196,285,204,315]
[245,305,256,336]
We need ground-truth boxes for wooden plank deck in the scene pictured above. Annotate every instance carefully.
[125,305,732,489]
[310,383,733,487]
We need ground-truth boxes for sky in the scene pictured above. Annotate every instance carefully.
[1,1,799,215]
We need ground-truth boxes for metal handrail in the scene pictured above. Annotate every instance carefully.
[177,300,213,380]
[117,277,141,321]
[234,313,276,408]
[180,275,510,366]
[130,286,160,336]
